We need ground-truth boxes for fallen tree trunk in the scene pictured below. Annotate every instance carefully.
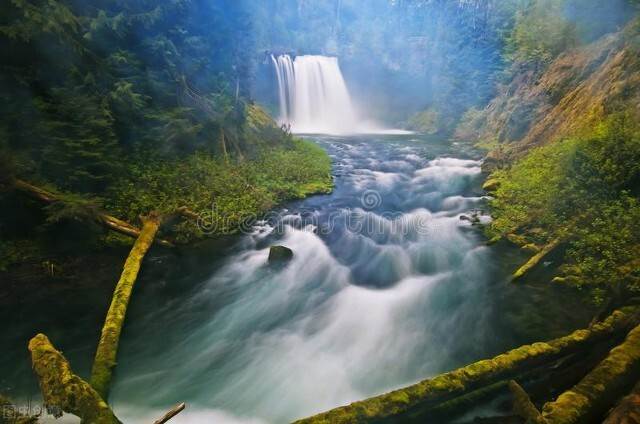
[512,237,563,281]
[90,213,161,399]
[542,323,640,423]
[508,323,640,424]
[29,334,121,424]
[407,342,620,423]
[294,307,640,424]
[509,380,545,424]
[603,381,640,424]
[13,179,174,248]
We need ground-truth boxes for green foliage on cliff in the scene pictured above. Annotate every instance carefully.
[505,0,637,65]
[489,112,640,300]
[506,0,577,64]
[406,108,446,135]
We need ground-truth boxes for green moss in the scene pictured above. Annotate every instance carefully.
[91,214,160,400]
[28,334,121,424]
[488,112,640,297]
[481,177,501,193]
[543,323,640,423]
[105,138,332,242]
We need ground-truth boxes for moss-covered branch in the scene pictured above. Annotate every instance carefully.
[542,323,640,423]
[28,334,121,424]
[294,307,640,423]
[13,179,174,247]
[90,212,161,399]
[508,380,545,424]
[512,237,563,281]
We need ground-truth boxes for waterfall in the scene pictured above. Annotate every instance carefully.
[271,54,360,134]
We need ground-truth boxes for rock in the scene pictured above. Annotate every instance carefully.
[482,177,501,193]
[268,245,293,264]
[460,213,481,225]
[460,214,472,222]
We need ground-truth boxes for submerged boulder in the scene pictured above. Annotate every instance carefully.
[268,245,293,264]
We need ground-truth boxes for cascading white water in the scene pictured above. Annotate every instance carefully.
[107,135,508,424]
[272,54,361,134]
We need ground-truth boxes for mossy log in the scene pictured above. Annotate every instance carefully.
[28,334,121,424]
[512,237,562,281]
[294,307,640,424]
[90,213,161,399]
[603,381,640,424]
[542,323,640,423]
[13,179,174,248]
[508,380,545,424]
[410,380,509,421]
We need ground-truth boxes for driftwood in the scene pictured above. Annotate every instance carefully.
[603,381,640,424]
[90,212,162,399]
[512,237,563,281]
[28,334,121,424]
[153,402,186,424]
[12,179,174,248]
[294,307,640,423]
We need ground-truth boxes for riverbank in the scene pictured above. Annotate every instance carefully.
[0,136,332,264]
[0,133,333,400]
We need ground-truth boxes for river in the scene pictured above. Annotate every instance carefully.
[2,133,594,423]
[109,133,522,423]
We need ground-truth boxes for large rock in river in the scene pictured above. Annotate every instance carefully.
[268,245,294,264]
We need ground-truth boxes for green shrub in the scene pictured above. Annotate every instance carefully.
[105,138,332,242]
[489,112,640,300]
[506,0,577,64]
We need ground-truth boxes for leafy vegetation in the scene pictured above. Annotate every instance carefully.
[406,108,445,135]
[106,139,332,242]
[0,0,334,257]
[489,112,640,302]
[506,0,576,64]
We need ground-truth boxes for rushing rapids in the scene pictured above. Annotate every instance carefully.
[101,134,521,423]
[1,134,587,423]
